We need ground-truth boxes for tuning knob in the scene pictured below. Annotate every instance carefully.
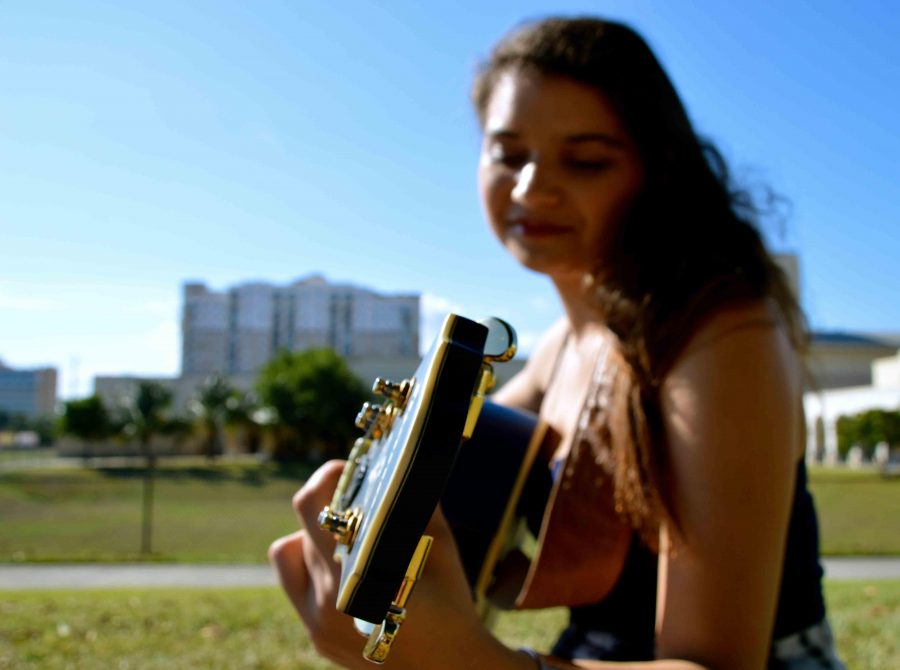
[372,378,411,409]
[479,317,517,363]
[317,506,361,547]
[355,402,383,431]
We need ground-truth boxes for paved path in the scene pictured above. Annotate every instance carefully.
[0,564,277,590]
[1,558,899,590]
[820,556,900,579]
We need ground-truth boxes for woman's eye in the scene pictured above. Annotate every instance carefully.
[565,158,612,172]
[488,146,527,168]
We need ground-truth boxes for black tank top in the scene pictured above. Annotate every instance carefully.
[550,460,827,661]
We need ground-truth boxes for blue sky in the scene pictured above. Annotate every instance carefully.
[2,1,898,398]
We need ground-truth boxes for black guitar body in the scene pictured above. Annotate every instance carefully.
[442,402,552,593]
[323,314,529,662]
[336,315,489,624]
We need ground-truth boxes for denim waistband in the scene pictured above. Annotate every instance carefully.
[770,618,846,670]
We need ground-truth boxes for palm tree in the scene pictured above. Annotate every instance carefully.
[119,381,176,555]
[189,376,261,458]
[189,375,234,460]
[223,390,262,454]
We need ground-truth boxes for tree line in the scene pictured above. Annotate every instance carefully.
[836,408,900,460]
[59,348,370,465]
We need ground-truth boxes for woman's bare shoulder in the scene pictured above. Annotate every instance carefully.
[676,298,787,361]
[659,296,805,506]
[659,300,799,394]
[663,299,801,420]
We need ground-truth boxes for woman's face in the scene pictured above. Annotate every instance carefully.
[478,69,644,282]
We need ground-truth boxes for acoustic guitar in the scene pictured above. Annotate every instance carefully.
[317,313,545,663]
[442,401,549,610]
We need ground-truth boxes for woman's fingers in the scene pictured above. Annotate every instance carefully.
[292,459,346,559]
[269,528,370,668]
[268,530,312,614]
[270,461,503,669]
[271,459,348,619]
[269,529,335,621]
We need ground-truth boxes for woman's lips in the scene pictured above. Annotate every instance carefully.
[509,218,574,238]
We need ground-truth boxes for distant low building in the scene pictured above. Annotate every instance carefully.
[873,342,900,387]
[805,332,897,390]
[0,359,58,420]
[767,253,900,460]
[804,342,900,462]
[93,375,180,411]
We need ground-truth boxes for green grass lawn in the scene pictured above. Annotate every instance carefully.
[0,447,55,466]
[0,462,897,668]
[0,581,896,670]
[807,467,900,554]
[1,462,898,562]
[0,463,314,563]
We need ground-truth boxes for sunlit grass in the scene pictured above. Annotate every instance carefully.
[0,581,896,670]
[826,579,900,669]
[809,466,900,555]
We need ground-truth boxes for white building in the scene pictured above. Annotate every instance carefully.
[804,341,900,461]
[806,332,897,390]
[181,275,419,377]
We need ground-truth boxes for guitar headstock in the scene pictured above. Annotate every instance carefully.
[317,313,516,663]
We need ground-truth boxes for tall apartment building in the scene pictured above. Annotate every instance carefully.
[0,360,58,419]
[181,275,419,376]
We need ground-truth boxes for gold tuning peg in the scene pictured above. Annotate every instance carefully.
[355,402,383,431]
[372,378,412,409]
[317,506,362,548]
[360,534,433,663]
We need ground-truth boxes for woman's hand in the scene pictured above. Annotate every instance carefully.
[269,459,529,670]
[269,460,368,667]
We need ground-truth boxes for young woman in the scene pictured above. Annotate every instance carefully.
[269,17,845,670]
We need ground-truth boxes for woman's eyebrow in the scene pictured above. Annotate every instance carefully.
[484,129,520,140]
[564,132,625,148]
[484,129,626,148]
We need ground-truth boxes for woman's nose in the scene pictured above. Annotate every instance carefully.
[510,162,561,207]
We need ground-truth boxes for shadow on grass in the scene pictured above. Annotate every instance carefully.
[95,462,318,486]
[812,469,899,485]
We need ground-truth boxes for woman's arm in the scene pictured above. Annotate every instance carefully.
[653,303,802,669]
